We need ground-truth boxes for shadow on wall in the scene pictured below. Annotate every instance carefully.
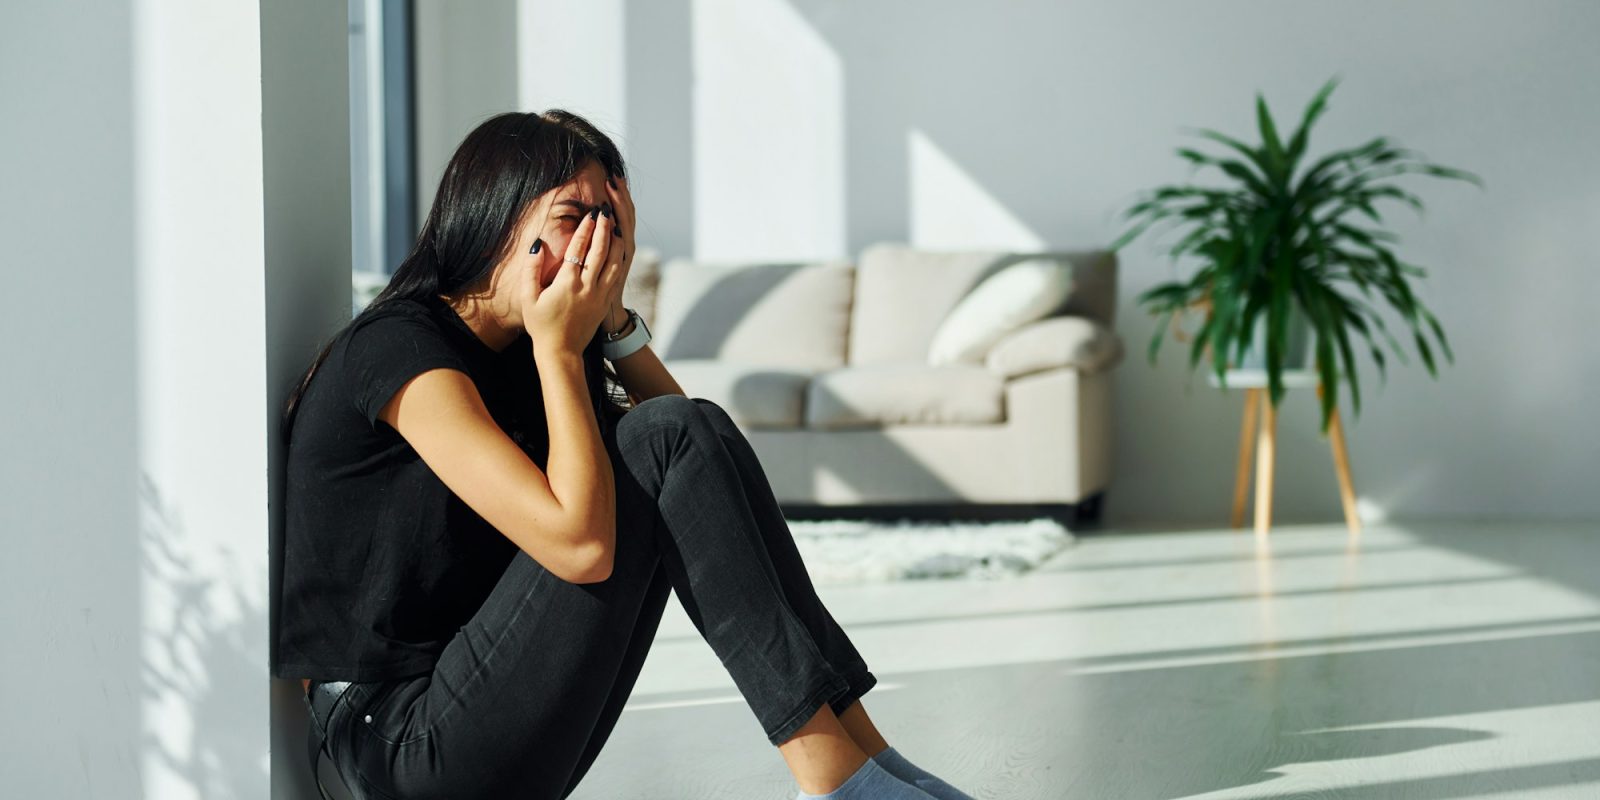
[140,470,317,797]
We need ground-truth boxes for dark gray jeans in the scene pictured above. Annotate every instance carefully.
[320,395,877,799]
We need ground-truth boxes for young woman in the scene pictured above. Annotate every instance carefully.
[272,110,973,800]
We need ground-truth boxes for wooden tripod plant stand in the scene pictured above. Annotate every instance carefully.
[1210,368,1362,538]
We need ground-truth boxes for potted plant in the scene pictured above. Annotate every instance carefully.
[1110,75,1483,434]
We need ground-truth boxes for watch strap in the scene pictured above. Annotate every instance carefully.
[603,307,636,342]
[601,308,652,360]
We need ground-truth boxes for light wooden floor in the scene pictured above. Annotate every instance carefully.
[568,519,1600,799]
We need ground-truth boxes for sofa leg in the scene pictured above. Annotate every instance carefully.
[1069,491,1106,532]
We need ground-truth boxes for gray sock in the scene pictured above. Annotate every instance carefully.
[795,756,939,800]
[871,746,977,800]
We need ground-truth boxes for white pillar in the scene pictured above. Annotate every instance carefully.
[0,1,351,796]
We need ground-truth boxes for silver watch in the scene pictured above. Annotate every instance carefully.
[601,307,652,361]
[603,308,637,342]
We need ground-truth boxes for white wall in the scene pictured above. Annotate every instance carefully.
[0,0,350,797]
[502,0,1599,524]
[0,1,143,795]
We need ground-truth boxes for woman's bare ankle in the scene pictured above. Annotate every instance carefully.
[777,703,870,795]
[836,701,889,758]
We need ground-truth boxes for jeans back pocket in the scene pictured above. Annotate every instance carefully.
[350,678,435,747]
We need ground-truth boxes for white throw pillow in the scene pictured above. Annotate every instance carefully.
[927,258,1075,365]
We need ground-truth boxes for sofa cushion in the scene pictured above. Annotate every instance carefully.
[927,258,1076,365]
[849,243,1120,366]
[805,363,1006,429]
[658,359,812,428]
[848,244,1007,366]
[650,259,854,371]
[985,316,1125,378]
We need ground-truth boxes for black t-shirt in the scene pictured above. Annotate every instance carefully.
[272,295,555,682]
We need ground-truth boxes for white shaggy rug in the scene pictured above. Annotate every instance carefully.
[783,517,1075,585]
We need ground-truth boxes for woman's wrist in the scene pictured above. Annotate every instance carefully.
[533,343,586,370]
[602,306,633,336]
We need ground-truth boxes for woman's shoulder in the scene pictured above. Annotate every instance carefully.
[352,295,439,326]
[341,297,468,372]
[345,297,452,344]
[335,297,475,429]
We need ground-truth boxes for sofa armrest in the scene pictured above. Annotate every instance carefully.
[984,315,1124,379]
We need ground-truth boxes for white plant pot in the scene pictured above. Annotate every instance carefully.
[1226,301,1314,372]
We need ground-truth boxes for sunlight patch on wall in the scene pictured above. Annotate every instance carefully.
[908,127,1044,251]
[692,0,843,261]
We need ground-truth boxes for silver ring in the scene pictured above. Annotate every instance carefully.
[563,255,583,265]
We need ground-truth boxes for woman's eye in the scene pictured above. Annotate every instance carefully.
[558,215,579,222]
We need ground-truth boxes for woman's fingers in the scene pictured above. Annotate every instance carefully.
[581,209,613,290]
[602,176,634,312]
[609,172,633,211]
[562,210,597,279]
[607,175,635,243]
[605,176,634,276]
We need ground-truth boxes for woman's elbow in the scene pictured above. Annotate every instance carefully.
[566,537,615,585]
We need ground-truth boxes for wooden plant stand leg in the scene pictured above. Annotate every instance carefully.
[1231,388,1261,529]
[1317,381,1363,539]
[1254,387,1277,538]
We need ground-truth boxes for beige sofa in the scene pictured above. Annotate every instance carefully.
[619,242,1122,530]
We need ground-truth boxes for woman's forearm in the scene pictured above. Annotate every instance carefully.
[534,346,615,553]
[610,342,684,403]
[601,307,685,403]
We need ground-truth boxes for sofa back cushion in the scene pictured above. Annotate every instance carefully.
[619,246,663,322]
[848,242,1119,365]
[650,258,855,371]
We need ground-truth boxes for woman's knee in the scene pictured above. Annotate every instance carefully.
[688,397,739,434]
[619,394,701,432]
[615,394,711,450]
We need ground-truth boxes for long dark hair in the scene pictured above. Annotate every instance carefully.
[280,109,632,444]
